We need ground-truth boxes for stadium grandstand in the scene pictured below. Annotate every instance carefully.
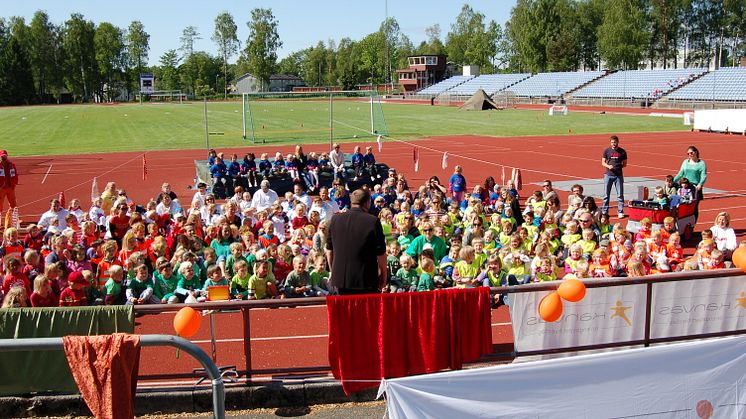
[665,67,746,102]
[445,73,532,96]
[506,70,606,97]
[571,68,708,99]
[418,75,474,96]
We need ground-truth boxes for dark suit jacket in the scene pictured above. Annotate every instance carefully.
[326,207,386,291]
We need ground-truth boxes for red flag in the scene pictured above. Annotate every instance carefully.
[441,152,448,170]
[413,147,419,173]
[58,191,66,208]
[91,177,99,202]
[142,155,148,181]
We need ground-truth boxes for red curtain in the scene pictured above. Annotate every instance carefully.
[328,287,492,395]
[63,333,141,419]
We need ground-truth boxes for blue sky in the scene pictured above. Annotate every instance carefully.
[4,1,516,65]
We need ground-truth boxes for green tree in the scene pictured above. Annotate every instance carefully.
[240,8,282,89]
[277,49,306,77]
[29,11,63,102]
[446,4,500,72]
[724,0,746,65]
[576,0,605,70]
[303,41,327,86]
[157,49,181,91]
[180,25,200,59]
[126,20,150,92]
[597,0,649,69]
[62,13,97,101]
[649,0,685,68]
[0,35,35,105]
[421,24,446,55]
[180,51,220,97]
[94,22,126,101]
[212,12,239,98]
[335,38,359,89]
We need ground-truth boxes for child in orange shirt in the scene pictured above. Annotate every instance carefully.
[660,217,676,243]
[634,218,652,243]
[647,230,669,272]
[703,249,725,270]
[696,239,715,270]
[589,249,613,278]
[666,232,685,271]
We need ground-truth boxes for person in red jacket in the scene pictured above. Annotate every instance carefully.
[0,150,19,214]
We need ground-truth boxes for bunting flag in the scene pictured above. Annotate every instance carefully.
[413,147,420,173]
[512,168,523,190]
[91,177,99,202]
[441,152,449,169]
[501,166,506,186]
[377,135,383,152]
[58,191,66,208]
[142,154,148,181]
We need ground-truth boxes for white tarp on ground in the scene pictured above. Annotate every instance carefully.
[379,335,746,419]
[694,109,746,133]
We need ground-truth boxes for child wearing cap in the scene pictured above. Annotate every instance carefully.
[59,271,89,306]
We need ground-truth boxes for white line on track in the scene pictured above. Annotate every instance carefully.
[41,164,53,184]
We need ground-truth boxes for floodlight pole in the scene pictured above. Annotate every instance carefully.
[204,98,210,150]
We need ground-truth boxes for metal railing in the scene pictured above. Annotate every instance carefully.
[0,335,225,419]
[132,269,746,380]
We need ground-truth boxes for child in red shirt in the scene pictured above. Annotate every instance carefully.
[59,271,88,306]
[2,255,31,298]
[30,275,58,307]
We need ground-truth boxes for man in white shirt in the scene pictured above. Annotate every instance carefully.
[251,180,279,212]
[38,198,69,230]
[329,143,346,182]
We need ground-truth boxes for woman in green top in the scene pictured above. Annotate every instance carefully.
[674,145,707,219]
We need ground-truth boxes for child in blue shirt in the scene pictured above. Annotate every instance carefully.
[272,152,286,176]
[449,165,467,204]
[363,146,378,180]
[241,153,258,188]
[351,146,364,180]
[258,153,272,178]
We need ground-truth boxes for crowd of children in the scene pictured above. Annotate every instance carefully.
[1,147,742,309]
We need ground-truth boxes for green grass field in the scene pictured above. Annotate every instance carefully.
[0,100,688,156]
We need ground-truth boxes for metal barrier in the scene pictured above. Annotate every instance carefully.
[0,334,225,419]
[132,269,746,380]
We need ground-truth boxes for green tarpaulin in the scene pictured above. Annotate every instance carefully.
[0,305,134,395]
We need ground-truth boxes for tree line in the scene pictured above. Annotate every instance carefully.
[0,1,744,105]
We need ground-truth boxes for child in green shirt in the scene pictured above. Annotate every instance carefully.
[153,259,180,303]
[309,255,330,296]
[416,257,436,292]
[126,264,157,305]
[103,265,125,305]
[391,253,418,292]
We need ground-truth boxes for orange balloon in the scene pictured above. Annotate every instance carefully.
[557,278,587,302]
[538,292,563,322]
[732,247,746,272]
[173,307,201,338]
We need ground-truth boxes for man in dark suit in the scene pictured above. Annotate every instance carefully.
[326,188,387,295]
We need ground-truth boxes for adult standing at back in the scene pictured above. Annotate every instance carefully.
[601,135,628,218]
[0,150,18,214]
[326,188,387,295]
[674,145,707,219]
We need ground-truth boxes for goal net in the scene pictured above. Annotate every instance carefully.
[143,90,187,103]
[548,104,568,116]
[493,91,518,109]
[241,91,388,144]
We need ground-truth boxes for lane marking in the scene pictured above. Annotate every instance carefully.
[41,164,53,184]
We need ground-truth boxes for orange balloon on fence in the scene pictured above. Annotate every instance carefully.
[557,278,587,302]
[173,307,201,338]
[538,292,563,322]
[732,247,746,272]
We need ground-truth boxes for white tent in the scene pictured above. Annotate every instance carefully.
[379,335,746,419]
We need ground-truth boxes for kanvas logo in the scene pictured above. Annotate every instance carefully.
[657,290,746,315]
[610,300,632,326]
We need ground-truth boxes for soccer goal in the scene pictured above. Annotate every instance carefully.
[548,104,569,116]
[148,90,187,103]
[241,91,388,144]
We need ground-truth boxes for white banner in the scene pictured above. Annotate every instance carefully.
[380,336,746,419]
[694,109,746,133]
[651,275,746,339]
[510,285,647,352]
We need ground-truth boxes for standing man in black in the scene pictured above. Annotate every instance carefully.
[601,135,628,218]
[326,188,387,295]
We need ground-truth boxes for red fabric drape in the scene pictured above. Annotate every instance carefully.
[62,333,141,419]
[327,287,492,395]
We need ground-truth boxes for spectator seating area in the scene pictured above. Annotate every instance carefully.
[446,73,532,96]
[418,76,474,96]
[572,68,708,99]
[666,67,746,102]
[506,71,606,97]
